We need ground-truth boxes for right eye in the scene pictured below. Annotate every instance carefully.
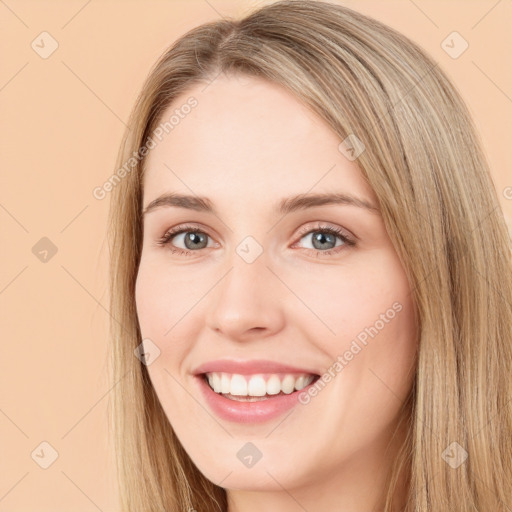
[157,224,215,256]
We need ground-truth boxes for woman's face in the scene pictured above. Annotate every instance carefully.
[135,73,418,501]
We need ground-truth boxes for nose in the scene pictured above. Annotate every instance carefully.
[205,253,285,342]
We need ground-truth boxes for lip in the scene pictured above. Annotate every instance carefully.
[192,360,321,424]
[194,373,319,423]
[192,358,320,376]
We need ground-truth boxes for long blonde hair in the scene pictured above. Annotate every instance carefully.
[107,1,512,510]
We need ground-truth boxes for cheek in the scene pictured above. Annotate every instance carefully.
[134,262,190,376]
[134,257,223,388]
[289,258,417,457]
[286,252,413,341]
[135,259,206,340]
[290,251,417,390]
[134,262,199,412]
[135,264,167,339]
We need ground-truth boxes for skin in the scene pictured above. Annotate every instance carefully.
[135,73,418,511]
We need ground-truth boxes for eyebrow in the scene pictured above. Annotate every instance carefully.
[142,192,380,216]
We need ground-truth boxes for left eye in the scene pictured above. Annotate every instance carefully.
[292,225,355,255]
[297,229,345,251]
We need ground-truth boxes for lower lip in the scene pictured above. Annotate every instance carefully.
[194,374,319,424]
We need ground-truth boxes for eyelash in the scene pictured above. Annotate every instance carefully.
[156,223,356,258]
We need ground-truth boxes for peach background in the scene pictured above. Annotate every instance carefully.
[1,0,510,510]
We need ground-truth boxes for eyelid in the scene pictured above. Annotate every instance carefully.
[294,222,355,243]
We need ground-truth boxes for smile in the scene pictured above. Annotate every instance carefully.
[204,372,318,400]
[196,372,321,423]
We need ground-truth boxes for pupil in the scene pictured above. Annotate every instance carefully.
[185,232,207,250]
[313,232,335,250]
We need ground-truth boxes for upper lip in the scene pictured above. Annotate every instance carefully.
[192,359,321,376]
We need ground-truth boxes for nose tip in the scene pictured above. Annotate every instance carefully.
[205,260,285,342]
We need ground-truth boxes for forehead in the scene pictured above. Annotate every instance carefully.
[142,74,376,209]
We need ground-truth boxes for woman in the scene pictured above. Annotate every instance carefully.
[107,1,512,510]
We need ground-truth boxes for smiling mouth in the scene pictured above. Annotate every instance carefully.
[202,372,321,401]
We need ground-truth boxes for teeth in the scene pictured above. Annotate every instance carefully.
[281,374,296,394]
[220,373,231,394]
[247,375,267,396]
[205,372,316,396]
[266,375,282,395]
[231,374,247,395]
